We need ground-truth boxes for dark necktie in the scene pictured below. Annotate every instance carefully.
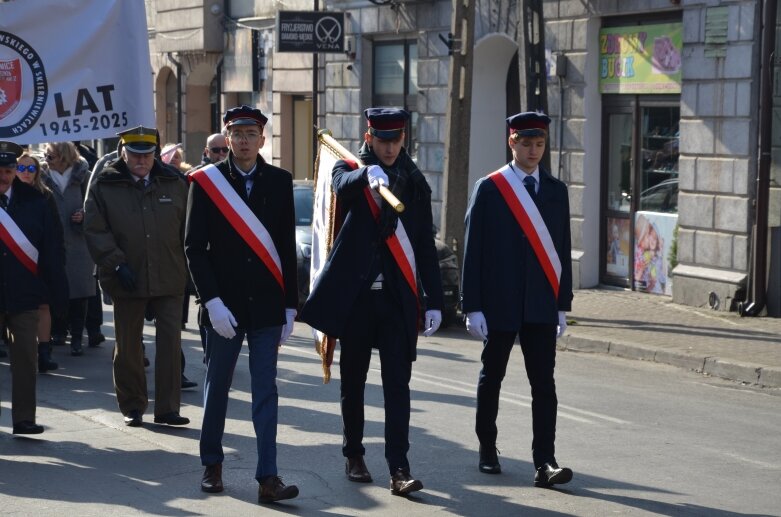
[523,175,537,199]
[0,193,8,211]
[241,170,257,196]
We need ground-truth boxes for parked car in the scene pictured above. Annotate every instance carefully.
[639,178,678,213]
[293,180,460,327]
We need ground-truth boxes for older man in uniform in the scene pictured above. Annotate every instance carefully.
[186,106,299,503]
[0,141,66,434]
[462,111,573,487]
[301,107,443,496]
[84,126,190,428]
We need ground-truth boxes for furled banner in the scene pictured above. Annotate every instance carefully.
[310,130,341,383]
[0,0,154,144]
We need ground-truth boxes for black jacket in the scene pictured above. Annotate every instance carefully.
[301,145,443,360]
[184,154,298,330]
[461,164,573,330]
[0,178,67,314]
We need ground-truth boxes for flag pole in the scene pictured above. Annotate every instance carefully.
[317,129,405,213]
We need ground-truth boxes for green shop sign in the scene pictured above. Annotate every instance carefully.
[599,23,682,94]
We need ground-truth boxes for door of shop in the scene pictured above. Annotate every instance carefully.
[601,97,680,294]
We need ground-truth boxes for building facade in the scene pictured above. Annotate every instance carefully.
[143,0,780,315]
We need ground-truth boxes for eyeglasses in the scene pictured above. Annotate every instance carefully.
[44,153,58,161]
[229,131,261,141]
[210,146,229,154]
[17,164,37,173]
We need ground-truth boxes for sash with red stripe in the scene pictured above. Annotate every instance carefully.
[0,206,39,275]
[488,164,561,298]
[362,187,418,298]
[190,164,284,291]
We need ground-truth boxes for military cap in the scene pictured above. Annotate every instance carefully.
[117,126,158,154]
[364,107,409,139]
[223,105,268,129]
[506,111,551,137]
[0,141,24,167]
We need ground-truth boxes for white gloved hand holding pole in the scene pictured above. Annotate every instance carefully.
[205,297,237,339]
[422,309,442,337]
[466,311,488,341]
[280,308,297,345]
[556,311,567,339]
[366,165,389,189]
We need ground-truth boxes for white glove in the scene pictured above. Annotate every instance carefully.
[280,308,297,344]
[366,165,389,189]
[422,310,442,337]
[466,311,488,341]
[556,311,567,339]
[205,297,237,339]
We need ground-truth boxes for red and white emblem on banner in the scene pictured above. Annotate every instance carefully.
[0,59,22,121]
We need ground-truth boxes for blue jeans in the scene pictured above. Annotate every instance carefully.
[200,326,282,480]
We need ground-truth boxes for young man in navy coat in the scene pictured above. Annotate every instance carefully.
[185,106,299,503]
[461,112,574,487]
[302,108,443,496]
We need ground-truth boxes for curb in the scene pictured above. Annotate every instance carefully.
[559,334,780,389]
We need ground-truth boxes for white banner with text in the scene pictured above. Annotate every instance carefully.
[0,0,154,144]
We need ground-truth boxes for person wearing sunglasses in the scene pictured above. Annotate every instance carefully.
[42,142,96,357]
[204,133,229,165]
[0,141,67,434]
[16,153,64,373]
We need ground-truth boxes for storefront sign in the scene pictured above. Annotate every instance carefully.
[599,23,682,94]
[276,11,345,53]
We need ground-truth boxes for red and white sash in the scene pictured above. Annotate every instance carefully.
[488,164,561,298]
[362,187,418,298]
[190,164,284,291]
[0,207,39,275]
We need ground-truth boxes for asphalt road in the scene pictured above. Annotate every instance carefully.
[1,313,779,516]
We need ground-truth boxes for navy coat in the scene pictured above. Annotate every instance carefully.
[301,149,443,360]
[461,164,573,331]
[0,178,68,314]
[185,154,298,330]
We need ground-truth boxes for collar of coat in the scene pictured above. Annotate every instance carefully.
[96,158,182,184]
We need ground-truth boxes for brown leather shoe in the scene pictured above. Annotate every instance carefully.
[201,464,223,493]
[389,468,423,496]
[258,475,299,504]
[346,456,372,483]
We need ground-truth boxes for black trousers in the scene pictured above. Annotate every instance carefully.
[475,324,558,469]
[339,287,412,474]
[52,297,89,344]
[85,278,103,335]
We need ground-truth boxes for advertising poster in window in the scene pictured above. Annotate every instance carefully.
[599,23,682,94]
[634,212,678,295]
[606,217,631,277]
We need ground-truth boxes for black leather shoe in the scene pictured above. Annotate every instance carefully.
[390,468,423,496]
[181,375,198,389]
[534,462,573,487]
[153,412,190,426]
[88,332,106,347]
[123,410,143,427]
[479,445,501,474]
[258,475,299,503]
[12,421,44,435]
[346,456,372,483]
[201,464,223,493]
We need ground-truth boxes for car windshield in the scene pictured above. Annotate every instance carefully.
[294,186,314,226]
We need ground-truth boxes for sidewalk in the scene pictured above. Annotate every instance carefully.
[561,288,781,388]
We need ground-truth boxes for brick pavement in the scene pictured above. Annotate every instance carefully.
[562,289,781,388]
